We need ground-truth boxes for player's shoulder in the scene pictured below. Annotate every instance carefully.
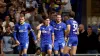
[24,22,30,25]
[49,25,54,28]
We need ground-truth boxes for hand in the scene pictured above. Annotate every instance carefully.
[11,44,18,48]
[34,40,37,44]
[65,37,68,42]
[37,38,40,42]
[15,40,20,45]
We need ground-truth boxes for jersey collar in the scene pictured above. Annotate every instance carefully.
[20,22,25,25]
[70,18,74,19]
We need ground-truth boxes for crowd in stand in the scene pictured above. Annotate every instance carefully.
[0,0,100,55]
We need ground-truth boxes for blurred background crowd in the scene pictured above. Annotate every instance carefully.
[0,0,100,55]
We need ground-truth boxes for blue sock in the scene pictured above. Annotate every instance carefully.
[60,52,64,56]
[64,54,69,56]
[23,54,27,56]
[54,54,58,56]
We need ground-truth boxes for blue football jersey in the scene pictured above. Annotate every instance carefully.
[13,22,36,43]
[40,25,54,44]
[65,18,78,37]
[53,22,66,41]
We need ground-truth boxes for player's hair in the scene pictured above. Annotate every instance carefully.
[42,16,50,20]
[56,13,61,16]
[69,11,75,18]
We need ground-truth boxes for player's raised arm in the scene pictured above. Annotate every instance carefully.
[28,24,36,41]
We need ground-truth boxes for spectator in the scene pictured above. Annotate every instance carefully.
[26,0,38,8]
[2,26,14,54]
[8,9,15,22]
[0,26,3,55]
[2,16,14,32]
[86,26,98,54]
[61,0,72,16]
[0,19,3,26]
[77,24,87,54]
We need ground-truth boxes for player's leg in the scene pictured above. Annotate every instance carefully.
[47,44,52,56]
[54,41,59,56]
[70,39,78,56]
[18,45,23,56]
[70,46,77,56]
[22,42,29,56]
[41,44,46,56]
[63,39,72,56]
[59,42,65,56]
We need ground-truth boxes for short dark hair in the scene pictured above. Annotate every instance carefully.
[69,11,75,18]
[42,16,50,20]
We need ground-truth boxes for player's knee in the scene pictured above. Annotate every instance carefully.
[54,50,59,54]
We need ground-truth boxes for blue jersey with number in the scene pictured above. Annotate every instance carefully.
[40,25,54,44]
[65,18,78,37]
[52,22,66,41]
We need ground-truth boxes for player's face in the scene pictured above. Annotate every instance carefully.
[19,17,25,23]
[56,15,61,22]
[44,19,50,25]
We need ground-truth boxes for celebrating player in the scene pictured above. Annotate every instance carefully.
[37,17,54,56]
[13,15,37,56]
[52,14,66,56]
[63,11,79,56]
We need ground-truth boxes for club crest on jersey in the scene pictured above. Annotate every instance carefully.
[59,26,62,28]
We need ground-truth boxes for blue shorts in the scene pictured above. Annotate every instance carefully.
[65,37,78,48]
[41,43,52,52]
[18,42,29,51]
[54,41,65,51]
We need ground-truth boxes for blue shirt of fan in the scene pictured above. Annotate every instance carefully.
[40,25,54,44]
[13,22,36,43]
[52,22,66,41]
[65,18,78,37]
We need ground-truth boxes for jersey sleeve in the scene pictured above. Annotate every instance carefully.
[28,23,36,41]
[13,24,18,41]
[65,20,71,25]
[51,27,54,34]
